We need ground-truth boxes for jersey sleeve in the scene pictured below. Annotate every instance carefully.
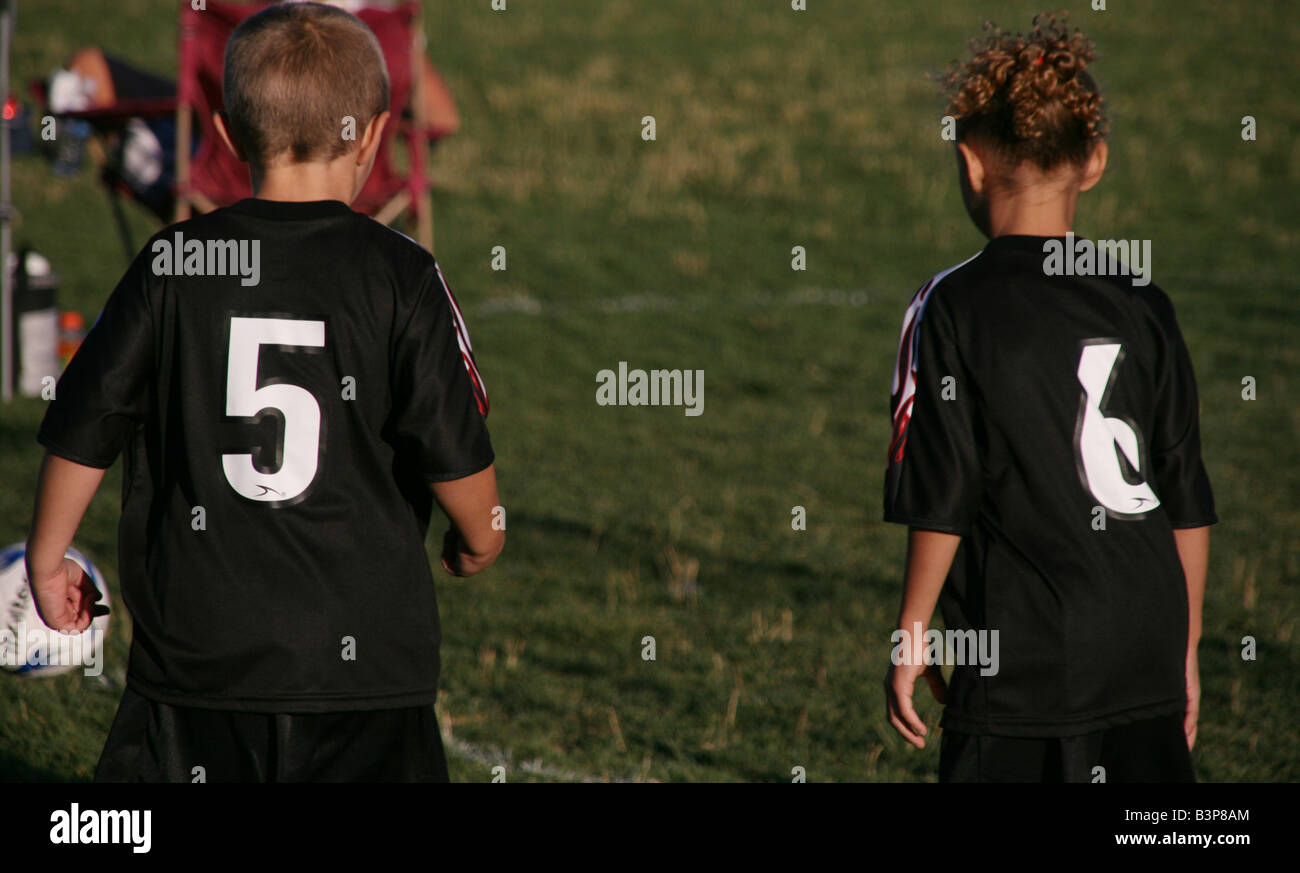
[883,288,983,535]
[37,252,155,468]
[387,262,494,481]
[1148,294,1217,528]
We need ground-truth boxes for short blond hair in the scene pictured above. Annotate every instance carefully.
[223,1,388,166]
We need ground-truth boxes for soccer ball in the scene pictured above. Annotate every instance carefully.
[0,542,111,677]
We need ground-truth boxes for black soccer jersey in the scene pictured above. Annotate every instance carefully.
[885,234,1216,737]
[39,198,493,712]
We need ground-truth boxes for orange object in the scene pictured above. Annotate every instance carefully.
[58,310,85,366]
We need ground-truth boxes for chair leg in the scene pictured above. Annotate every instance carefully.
[419,188,433,253]
[105,180,136,266]
[411,7,434,254]
[374,189,412,226]
[174,103,192,223]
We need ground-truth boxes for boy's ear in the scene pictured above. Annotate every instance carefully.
[356,110,391,166]
[956,141,986,194]
[213,111,248,162]
[1078,140,1108,193]
[955,141,993,239]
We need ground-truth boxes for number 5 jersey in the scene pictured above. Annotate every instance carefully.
[38,198,494,711]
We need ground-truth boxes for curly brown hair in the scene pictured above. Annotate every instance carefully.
[943,11,1106,172]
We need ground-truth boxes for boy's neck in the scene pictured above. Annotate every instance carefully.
[249,154,359,204]
[986,185,1079,238]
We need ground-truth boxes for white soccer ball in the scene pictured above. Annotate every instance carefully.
[0,542,111,677]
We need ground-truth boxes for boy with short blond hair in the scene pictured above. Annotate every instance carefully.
[27,2,501,782]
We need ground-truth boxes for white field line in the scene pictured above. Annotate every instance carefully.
[441,733,651,783]
[471,287,871,318]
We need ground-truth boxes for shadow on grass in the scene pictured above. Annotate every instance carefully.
[506,508,886,596]
[0,748,79,782]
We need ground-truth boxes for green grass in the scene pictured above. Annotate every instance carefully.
[1,0,1296,782]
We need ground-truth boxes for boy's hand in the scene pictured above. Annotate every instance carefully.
[431,465,504,578]
[26,453,108,631]
[1184,647,1200,750]
[885,659,947,749]
[440,527,460,575]
[440,526,501,577]
[887,529,960,750]
[28,557,107,634]
[440,527,475,577]
[1173,526,1209,753]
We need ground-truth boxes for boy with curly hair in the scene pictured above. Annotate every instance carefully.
[882,12,1215,782]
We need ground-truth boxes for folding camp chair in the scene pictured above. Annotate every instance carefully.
[30,1,441,261]
[177,0,436,249]
[26,76,178,263]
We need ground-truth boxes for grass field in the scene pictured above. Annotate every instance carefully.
[1,0,1297,782]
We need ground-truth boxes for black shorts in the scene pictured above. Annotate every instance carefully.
[94,686,449,783]
[939,714,1195,783]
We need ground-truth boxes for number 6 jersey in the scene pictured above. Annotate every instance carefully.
[38,198,494,711]
[884,233,1216,737]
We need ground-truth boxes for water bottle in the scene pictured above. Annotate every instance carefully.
[58,310,86,367]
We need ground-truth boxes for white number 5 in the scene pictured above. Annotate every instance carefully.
[222,316,325,503]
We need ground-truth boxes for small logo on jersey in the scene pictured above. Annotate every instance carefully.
[1074,342,1160,518]
[251,484,284,498]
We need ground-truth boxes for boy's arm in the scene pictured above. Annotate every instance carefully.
[389,261,498,576]
[882,289,980,749]
[26,452,108,632]
[1144,292,1215,750]
[1174,525,1209,750]
[885,527,960,749]
[897,528,960,632]
[431,464,503,577]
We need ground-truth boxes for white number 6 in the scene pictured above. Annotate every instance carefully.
[1075,342,1160,517]
[222,317,325,503]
